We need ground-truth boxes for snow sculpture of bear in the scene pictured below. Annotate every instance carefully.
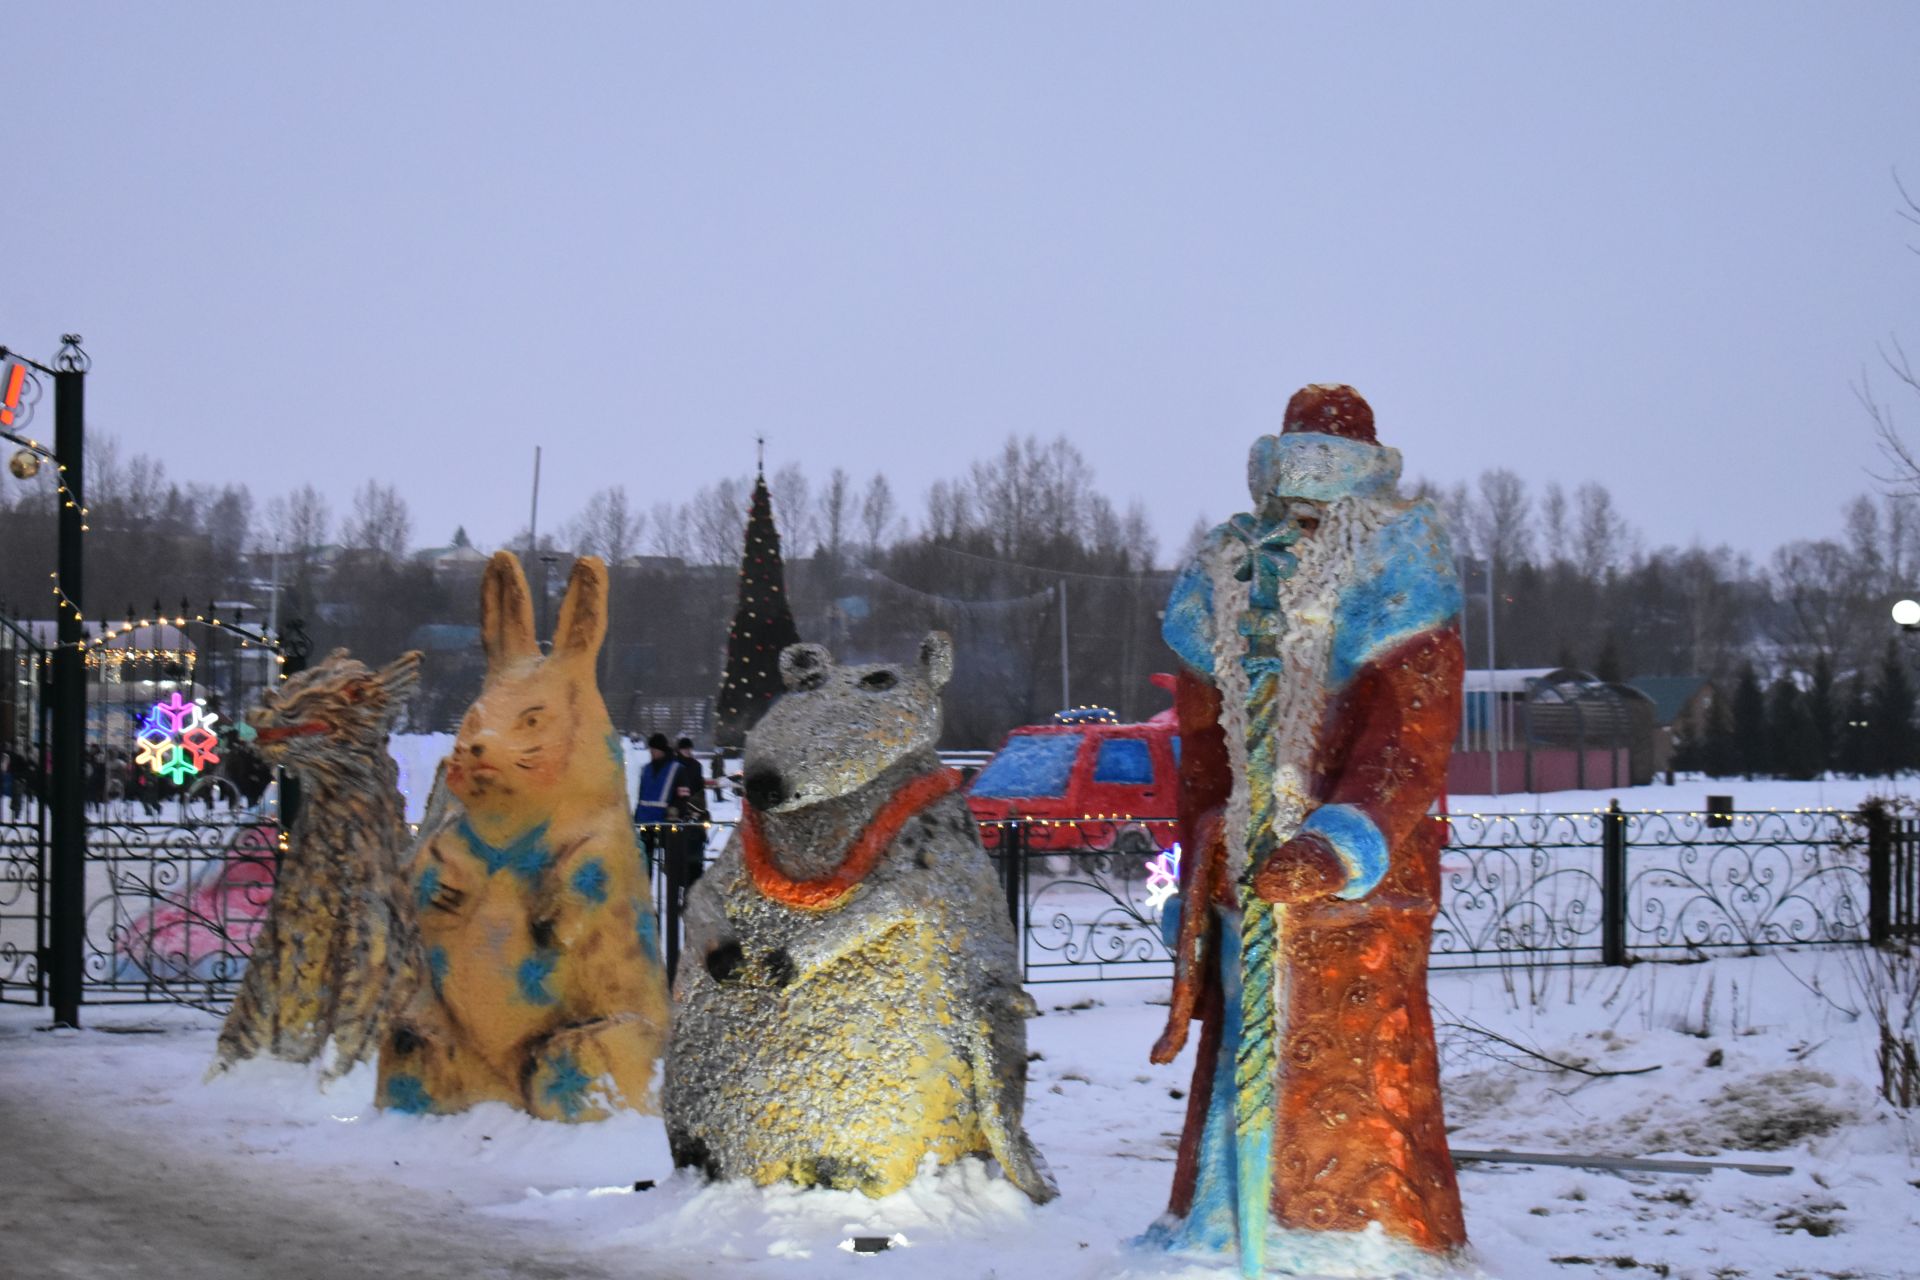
[375,552,671,1121]
[665,633,1056,1202]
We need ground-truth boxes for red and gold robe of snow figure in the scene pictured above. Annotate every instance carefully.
[1144,384,1467,1276]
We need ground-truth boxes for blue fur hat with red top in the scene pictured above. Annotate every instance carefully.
[1247,384,1402,505]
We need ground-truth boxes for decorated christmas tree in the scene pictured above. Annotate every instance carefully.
[715,464,801,749]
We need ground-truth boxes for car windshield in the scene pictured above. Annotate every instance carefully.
[970,733,1084,798]
[1093,737,1153,785]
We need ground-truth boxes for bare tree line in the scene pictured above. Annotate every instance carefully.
[4,417,1918,744]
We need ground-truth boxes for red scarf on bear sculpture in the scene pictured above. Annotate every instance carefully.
[741,767,964,910]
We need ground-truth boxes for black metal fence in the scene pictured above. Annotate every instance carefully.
[2,803,1915,1010]
[0,819,45,1003]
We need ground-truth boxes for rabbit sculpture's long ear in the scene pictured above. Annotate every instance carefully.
[480,552,540,669]
[552,556,609,665]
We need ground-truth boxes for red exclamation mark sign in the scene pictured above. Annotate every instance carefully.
[0,363,22,428]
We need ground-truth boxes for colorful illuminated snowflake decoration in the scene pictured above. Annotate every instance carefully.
[1144,841,1182,913]
[135,692,221,784]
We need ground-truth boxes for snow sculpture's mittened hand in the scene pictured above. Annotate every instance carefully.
[1249,832,1345,904]
[1151,1017,1188,1065]
[1150,808,1226,1065]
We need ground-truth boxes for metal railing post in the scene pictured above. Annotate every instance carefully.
[663,823,684,982]
[1866,803,1892,947]
[275,622,310,837]
[1001,822,1023,936]
[1601,799,1628,966]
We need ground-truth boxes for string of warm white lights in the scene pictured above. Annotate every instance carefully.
[27,588,291,673]
[620,808,1856,830]
[2,347,287,680]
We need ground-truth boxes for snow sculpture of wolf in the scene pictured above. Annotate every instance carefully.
[213,649,422,1078]
[665,633,1056,1202]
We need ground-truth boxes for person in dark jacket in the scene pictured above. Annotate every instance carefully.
[673,737,712,890]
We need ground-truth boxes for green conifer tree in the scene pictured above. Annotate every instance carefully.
[1805,653,1836,778]
[1594,633,1623,683]
[1766,676,1819,781]
[1871,639,1916,778]
[1702,683,1739,778]
[714,469,801,750]
[1731,663,1768,779]
[1838,677,1873,777]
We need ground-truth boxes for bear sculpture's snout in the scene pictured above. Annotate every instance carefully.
[743,767,786,811]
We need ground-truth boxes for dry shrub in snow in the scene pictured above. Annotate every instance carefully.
[1843,939,1920,1111]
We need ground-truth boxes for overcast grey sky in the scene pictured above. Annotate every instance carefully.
[5,4,1918,564]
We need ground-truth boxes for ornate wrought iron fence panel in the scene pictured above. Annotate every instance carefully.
[0,819,45,1003]
[21,805,1883,1011]
[1620,809,1869,959]
[1,610,49,1004]
[1430,812,1608,969]
[1011,819,1175,983]
[1894,818,1920,939]
[82,803,280,1009]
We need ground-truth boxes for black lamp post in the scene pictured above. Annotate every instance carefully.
[0,335,88,1028]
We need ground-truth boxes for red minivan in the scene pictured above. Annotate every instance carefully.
[967,676,1180,853]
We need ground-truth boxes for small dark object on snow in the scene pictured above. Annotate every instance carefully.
[1706,1048,1724,1068]
[633,1180,655,1192]
[850,1237,892,1253]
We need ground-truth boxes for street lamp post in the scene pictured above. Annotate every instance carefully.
[0,335,89,1027]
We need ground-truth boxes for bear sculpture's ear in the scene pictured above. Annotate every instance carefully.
[919,631,954,690]
[552,556,609,666]
[480,552,540,669]
[779,643,834,692]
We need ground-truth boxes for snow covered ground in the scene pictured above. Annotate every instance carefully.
[2,950,1913,1280]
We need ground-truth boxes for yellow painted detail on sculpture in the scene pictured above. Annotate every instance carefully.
[699,924,983,1195]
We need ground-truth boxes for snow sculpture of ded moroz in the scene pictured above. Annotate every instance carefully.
[665,633,1056,1202]
[213,649,424,1078]
[1145,384,1468,1275]
[377,551,671,1120]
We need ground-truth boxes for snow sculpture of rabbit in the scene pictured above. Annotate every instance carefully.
[376,552,670,1120]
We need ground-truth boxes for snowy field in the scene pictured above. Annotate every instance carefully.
[2,950,1914,1280]
[46,733,1920,829]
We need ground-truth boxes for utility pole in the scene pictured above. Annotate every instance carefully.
[527,445,542,559]
[268,535,281,636]
[1058,580,1071,709]
[1486,555,1499,797]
